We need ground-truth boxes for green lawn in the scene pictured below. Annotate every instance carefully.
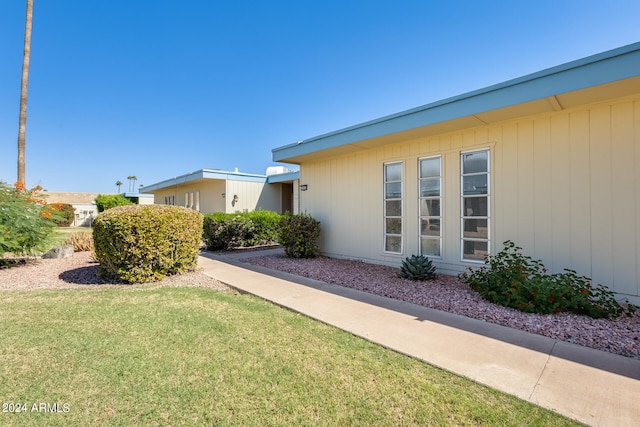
[0,287,581,426]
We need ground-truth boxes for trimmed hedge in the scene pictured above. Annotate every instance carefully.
[203,210,281,250]
[93,205,203,283]
[41,202,75,227]
[279,213,321,258]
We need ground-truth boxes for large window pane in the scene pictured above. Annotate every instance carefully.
[385,163,402,181]
[386,236,402,253]
[421,238,441,257]
[421,218,440,236]
[463,197,487,216]
[386,218,402,234]
[463,219,488,238]
[462,175,487,195]
[462,151,488,174]
[385,200,401,216]
[385,182,402,198]
[420,178,440,197]
[462,240,488,260]
[420,199,440,217]
[420,158,440,177]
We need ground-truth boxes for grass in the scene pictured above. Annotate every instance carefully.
[0,287,581,426]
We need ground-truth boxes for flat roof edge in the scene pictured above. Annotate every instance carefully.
[273,42,640,162]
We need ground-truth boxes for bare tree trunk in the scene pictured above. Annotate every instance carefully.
[17,0,33,185]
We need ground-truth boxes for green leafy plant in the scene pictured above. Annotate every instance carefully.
[202,210,281,250]
[95,194,134,212]
[41,202,75,227]
[93,205,203,283]
[278,212,321,258]
[0,181,57,257]
[203,214,256,250]
[398,255,437,281]
[460,241,637,319]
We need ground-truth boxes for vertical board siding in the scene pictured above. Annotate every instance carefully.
[299,95,640,299]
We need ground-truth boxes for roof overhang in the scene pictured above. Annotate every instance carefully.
[273,42,640,165]
[141,169,266,193]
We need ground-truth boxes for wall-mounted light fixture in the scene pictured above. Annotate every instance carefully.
[221,193,226,198]
[232,194,239,206]
[300,185,308,191]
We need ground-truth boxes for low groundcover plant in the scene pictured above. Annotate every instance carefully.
[459,240,637,319]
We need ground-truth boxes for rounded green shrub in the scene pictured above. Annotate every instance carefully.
[93,205,203,283]
[278,212,321,258]
[203,214,255,250]
[95,194,134,212]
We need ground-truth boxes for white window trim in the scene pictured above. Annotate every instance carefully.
[418,155,443,259]
[383,161,403,254]
[460,148,490,262]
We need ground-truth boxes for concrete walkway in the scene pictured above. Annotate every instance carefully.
[198,249,640,427]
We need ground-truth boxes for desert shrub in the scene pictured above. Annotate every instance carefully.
[398,255,436,281]
[41,202,75,227]
[93,205,203,283]
[278,212,321,258]
[95,194,134,212]
[245,210,281,246]
[202,210,281,250]
[460,241,637,319]
[64,231,94,252]
[0,181,57,257]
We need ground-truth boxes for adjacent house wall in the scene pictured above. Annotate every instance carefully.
[299,94,640,303]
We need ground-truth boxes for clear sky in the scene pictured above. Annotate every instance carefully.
[1,1,639,193]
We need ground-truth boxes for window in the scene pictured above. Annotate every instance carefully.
[384,162,402,253]
[461,150,490,261]
[419,156,442,257]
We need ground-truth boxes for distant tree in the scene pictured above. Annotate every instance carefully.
[17,0,34,186]
[115,180,122,193]
[127,175,137,192]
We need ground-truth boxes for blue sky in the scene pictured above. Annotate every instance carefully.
[1,1,639,193]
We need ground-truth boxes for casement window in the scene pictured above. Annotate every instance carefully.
[461,149,490,261]
[419,156,442,257]
[384,162,403,253]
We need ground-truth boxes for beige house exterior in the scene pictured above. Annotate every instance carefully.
[141,168,299,215]
[272,42,640,304]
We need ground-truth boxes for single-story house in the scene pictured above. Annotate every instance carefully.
[140,167,300,215]
[272,42,640,304]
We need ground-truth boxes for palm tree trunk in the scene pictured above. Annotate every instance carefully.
[17,0,33,185]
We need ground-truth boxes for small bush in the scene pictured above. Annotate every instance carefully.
[398,255,436,281]
[93,205,203,283]
[0,181,57,257]
[460,241,637,319]
[246,210,281,246]
[64,231,94,252]
[202,211,281,250]
[279,212,321,258]
[41,202,75,227]
[95,194,134,212]
[203,214,255,250]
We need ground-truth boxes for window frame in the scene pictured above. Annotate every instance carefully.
[460,148,490,262]
[418,155,443,258]
[383,161,403,254]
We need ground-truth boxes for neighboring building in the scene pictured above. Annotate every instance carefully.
[272,42,640,304]
[140,168,300,215]
[46,191,155,226]
[46,192,99,226]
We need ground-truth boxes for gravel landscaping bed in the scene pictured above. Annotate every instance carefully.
[0,251,230,291]
[243,253,640,360]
